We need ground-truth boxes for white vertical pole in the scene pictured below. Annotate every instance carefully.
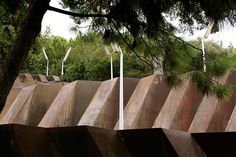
[201,38,206,72]
[112,43,124,130]
[119,50,124,130]
[46,60,49,76]
[42,48,49,76]
[61,47,72,76]
[61,61,64,76]
[202,21,214,72]
[110,55,113,79]
[104,46,113,79]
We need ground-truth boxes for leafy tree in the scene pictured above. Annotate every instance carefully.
[1,0,236,111]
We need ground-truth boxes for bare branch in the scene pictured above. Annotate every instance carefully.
[48,6,109,18]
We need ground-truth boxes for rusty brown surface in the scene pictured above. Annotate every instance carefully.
[79,78,139,129]
[152,78,191,129]
[207,71,236,132]
[39,81,101,127]
[0,88,21,121]
[1,83,63,126]
[2,124,236,157]
[0,85,36,124]
[121,75,171,129]
[37,74,49,82]
[170,82,204,131]
[189,74,229,132]
[117,75,154,129]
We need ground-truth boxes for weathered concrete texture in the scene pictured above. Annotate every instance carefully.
[0,83,63,126]
[0,88,21,121]
[207,71,236,132]
[118,75,170,129]
[152,78,191,129]
[0,85,36,124]
[170,82,204,131]
[37,74,49,82]
[78,78,139,129]
[3,124,236,157]
[38,80,101,127]
[189,74,229,132]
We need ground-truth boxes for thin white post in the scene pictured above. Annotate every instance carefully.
[201,38,206,72]
[61,47,72,76]
[201,21,214,72]
[112,43,124,130]
[104,46,113,79]
[42,48,49,76]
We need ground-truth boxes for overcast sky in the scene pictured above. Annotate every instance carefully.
[42,0,236,47]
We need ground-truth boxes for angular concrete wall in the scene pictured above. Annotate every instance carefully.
[78,78,139,129]
[189,74,229,132]
[39,80,101,127]
[3,72,236,133]
[117,75,170,129]
[0,83,63,126]
[152,78,191,129]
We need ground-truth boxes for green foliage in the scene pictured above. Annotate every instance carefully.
[23,32,152,81]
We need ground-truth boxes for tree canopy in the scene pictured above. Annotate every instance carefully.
[0,0,236,111]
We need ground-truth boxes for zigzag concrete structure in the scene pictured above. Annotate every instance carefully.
[1,72,236,156]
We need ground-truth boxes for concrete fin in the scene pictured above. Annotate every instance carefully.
[132,75,171,129]
[39,80,101,127]
[152,79,191,129]
[0,88,22,121]
[0,85,36,124]
[189,74,229,132]
[38,81,77,127]
[95,78,139,129]
[79,78,139,129]
[115,75,154,129]
[207,71,236,132]
[170,82,204,131]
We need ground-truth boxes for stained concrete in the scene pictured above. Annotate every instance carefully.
[78,78,139,129]
[39,80,101,127]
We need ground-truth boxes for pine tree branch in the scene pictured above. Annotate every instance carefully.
[48,6,109,18]
[111,20,154,69]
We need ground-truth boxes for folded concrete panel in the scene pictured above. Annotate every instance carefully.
[0,85,36,124]
[133,76,171,129]
[116,75,154,129]
[0,88,21,121]
[170,83,204,131]
[3,83,63,126]
[118,75,170,129]
[163,129,206,157]
[207,71,236,132]
[78,78,139,129]
[24,83,63,126]
[38,74,49,82]
[152,79,191,129]
[38,81,77,127]
[39,81,101,127]
[189,74,229,132]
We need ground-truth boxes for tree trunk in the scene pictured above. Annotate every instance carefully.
[0,0,50,112]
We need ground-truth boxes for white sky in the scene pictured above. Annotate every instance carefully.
[42,0,236,47]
